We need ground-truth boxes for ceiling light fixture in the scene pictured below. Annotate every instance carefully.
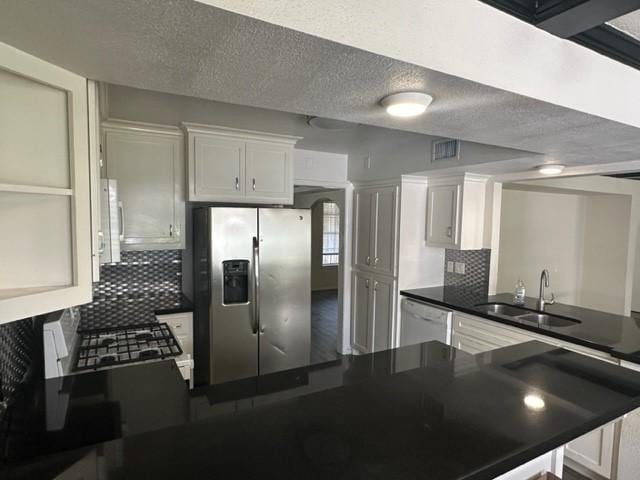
[537,164,565,175]
[381,92,433,118]
[524,394,546,411]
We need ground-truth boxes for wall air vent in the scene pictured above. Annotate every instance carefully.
[432,139,460,163]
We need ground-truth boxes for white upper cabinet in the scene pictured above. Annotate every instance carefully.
[103,120,185,250]
[0,42,91,324]
[183,123,300,205]
[426,174,490,250]
[353,185,399,276]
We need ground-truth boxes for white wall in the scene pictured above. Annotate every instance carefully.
[497,188,631,314]
[497,189,587,307]
[397,178,445,290]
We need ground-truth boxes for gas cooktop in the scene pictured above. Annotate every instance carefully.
[75,323,182,371]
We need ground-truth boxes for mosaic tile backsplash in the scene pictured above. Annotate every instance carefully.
[78,250,183,331]
[444,248,491,293]
[0,317,39,415]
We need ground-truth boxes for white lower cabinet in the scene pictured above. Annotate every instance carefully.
[451,311,619,479]
[157,312,194,388]
[351,271,394,354]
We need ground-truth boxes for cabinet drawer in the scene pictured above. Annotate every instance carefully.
[453,313,530,348]
[451,331,503,355]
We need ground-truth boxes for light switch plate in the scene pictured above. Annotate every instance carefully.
[454,262,466,275]
[447,261,454,273]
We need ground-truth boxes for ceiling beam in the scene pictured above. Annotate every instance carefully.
[536,0,640,38]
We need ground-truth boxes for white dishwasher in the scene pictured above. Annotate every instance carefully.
[400,297,452,347]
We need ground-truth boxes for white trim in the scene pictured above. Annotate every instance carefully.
[0,184,73,196]
[182,121,302,144]
[102,119,182,137]
[294,178,350,189]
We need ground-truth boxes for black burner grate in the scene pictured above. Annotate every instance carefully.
[75,323,182,371]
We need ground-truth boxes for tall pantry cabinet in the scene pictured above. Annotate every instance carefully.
[351,184,399,353]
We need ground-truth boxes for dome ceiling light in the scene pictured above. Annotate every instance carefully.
[380,92,433,118]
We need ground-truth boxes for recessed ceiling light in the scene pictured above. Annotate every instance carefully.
[524,394,546,411]
[380,92,433,118]
[536,164,565,175]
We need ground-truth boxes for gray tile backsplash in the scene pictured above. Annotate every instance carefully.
[92,250,182,300]
[444,249,491,292]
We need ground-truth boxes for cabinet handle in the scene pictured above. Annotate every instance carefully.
[374,281,378,291]
[118,201,125,241]
[446,226,452,238]
[98,231,105,255]
[365,279,370,288]
[235,177,239,190]
[252,178,256,191]
[365,256,370,266]
[169,224,173,237]
[374,257,379,266]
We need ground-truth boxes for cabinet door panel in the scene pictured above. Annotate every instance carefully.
[566,423,616,478]
[353,190,373,269]
[106,130,183,248]
[245,141,291,203]
[426,184,459,247]
[372,187,397,276]
[352,272,372,353]
[193,135,244,199]
[451,331,500,355]
[372,276,394,352]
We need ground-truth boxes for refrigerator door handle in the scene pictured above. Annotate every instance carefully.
[252,236,260,335]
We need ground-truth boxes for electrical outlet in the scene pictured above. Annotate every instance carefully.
[447,261,454,273]
[454,262,466,275]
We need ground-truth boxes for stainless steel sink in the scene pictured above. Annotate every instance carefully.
[475,303,581,328]
[517,312,580,328]
[475,303,529,317]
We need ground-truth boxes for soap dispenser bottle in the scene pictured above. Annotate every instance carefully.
[514,279,526,305]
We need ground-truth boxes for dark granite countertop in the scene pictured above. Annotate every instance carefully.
[77,294,193,332]
[4,340,640,479]
[401,286,640,363]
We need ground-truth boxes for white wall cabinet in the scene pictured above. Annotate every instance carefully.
[426,174,490,250]
[0,42,92,324]
[103,120,185,250]
[450,310,619,479]
[351,271,394,353]
[183,123,300,205]
[353,185,399,276]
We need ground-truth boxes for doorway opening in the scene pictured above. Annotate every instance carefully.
[294,187,348,365]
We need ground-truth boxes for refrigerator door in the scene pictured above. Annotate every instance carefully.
[258,208,311,376]
[209,208,259,384]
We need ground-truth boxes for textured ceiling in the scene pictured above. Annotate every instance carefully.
[609,9,640,41]
[1,0,640,166]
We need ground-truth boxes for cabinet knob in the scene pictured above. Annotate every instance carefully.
[365,279,370,288]
[252,178,256,191]
[374,257,379,266]
[235,177,239,190]
[446,226,452,238]
[365,256,370,265]
[374,281,378,291]
[169,224,173,237]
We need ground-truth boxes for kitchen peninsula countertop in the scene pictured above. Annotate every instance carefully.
[401,286,640,363]
[4,340,640,479]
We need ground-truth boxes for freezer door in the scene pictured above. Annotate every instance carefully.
[209,208,258,384]
[258,208,311,375]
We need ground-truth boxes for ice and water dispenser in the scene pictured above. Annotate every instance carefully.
[222,260,249,304]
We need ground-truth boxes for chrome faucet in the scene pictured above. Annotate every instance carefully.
[537,269,555,311]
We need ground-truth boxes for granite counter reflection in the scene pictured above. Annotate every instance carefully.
[4,341,640,480]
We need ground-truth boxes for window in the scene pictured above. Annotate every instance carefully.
[322,202,340,266]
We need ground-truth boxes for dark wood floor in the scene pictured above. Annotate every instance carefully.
[563,466,592,480]
[310,289,341,365]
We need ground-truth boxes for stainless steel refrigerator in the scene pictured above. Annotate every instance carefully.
[192,207,311,385]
